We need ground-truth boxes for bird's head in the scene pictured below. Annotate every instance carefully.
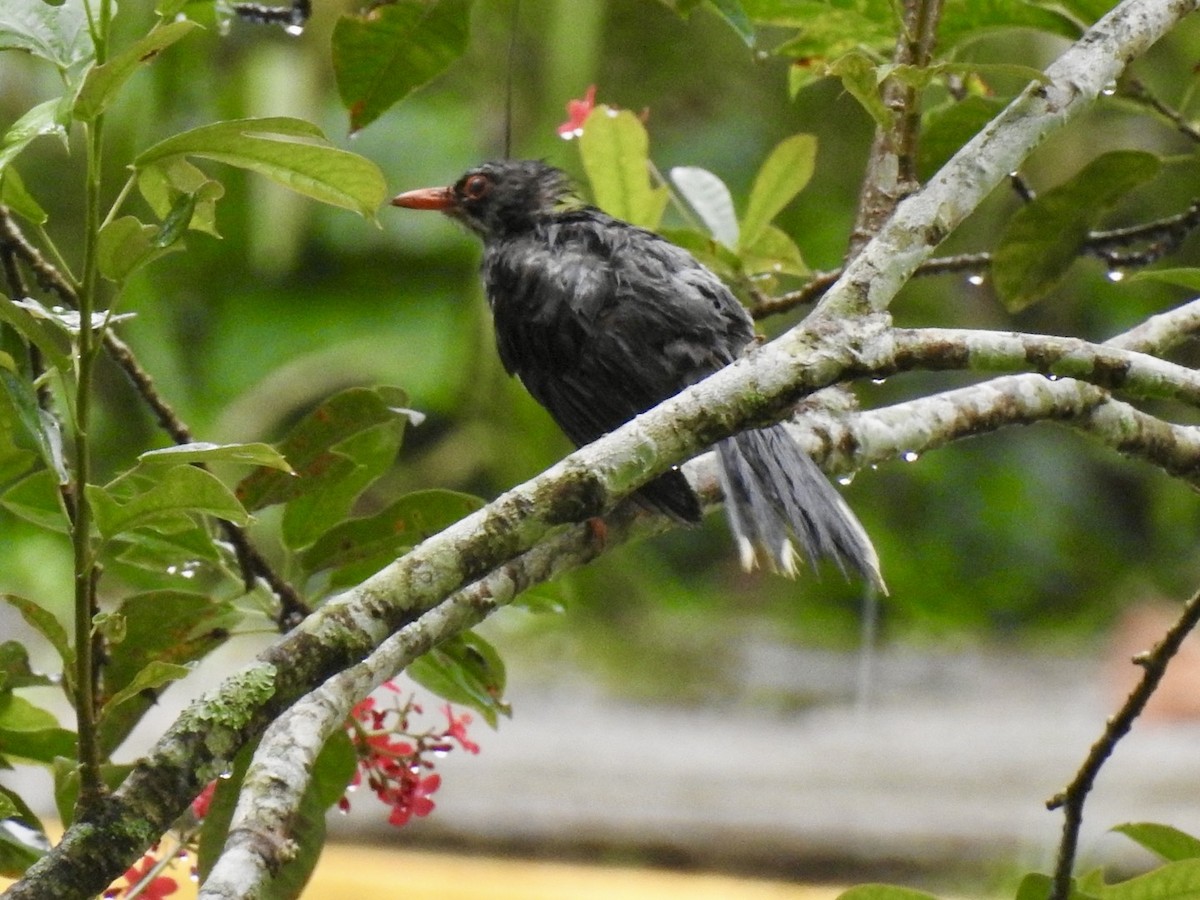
[391,160,576,240]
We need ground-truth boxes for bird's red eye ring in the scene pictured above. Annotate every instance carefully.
[462,173,492,200]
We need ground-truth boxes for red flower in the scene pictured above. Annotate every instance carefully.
[443,704,480,754]
[116,854,178,900]
[557,85,597,139]
[191,781,216,820]
[386,772,441,827]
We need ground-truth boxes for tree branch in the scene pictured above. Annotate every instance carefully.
[205,299,1200,896]
[1046,585,1200,900]
[847,0,944,261]
[812,0,1197,320]
[883,326,1200,408]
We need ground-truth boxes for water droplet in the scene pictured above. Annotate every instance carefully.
[1046,373,1060,381]
[218,768,234,780]
[902,451,919,463]
[1107,269,1125,282]
[871,377,887,385]
[190,868,200,883]
[967,273,985,286]
[166,565,179,575]
[176,848,189,860]
[1101,80,1117,96]
[837,473,856,486]
[869,463,879,471]
[605,108,619,118]
[284,23,305,36]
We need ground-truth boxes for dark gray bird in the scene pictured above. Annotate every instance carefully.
[392,159,882,587]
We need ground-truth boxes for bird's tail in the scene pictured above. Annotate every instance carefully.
[716,424,884,590]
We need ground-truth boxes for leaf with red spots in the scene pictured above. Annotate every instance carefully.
[300,489,484,592]
[332,0,470,134]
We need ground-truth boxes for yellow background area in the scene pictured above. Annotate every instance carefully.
[3,843,844,899]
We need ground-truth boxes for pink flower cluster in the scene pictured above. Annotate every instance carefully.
[341,683,481,827]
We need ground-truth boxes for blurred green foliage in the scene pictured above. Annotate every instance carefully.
[2,0,1200,695]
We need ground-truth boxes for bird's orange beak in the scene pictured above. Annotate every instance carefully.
[390,186,456,210]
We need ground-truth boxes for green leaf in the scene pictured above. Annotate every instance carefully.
[87,465,250,540]
[1126,268,1200,291]
[1103,858,1200,899]
[0,358,68,482]
[578,107,669,229]
[0,813,49,878]
[1,469,68,532]
[0,0,93,72]
[73,20,199,121]
[109,519,223,576]
[1114,822,1200,862]
[1,168,48,225]
[0,694,76,765]
[936,0,1090,50]
[332,0,471,134]
[98,661,190,732]
[883,61,1047,95]
[993,150,1162,310]
[197,743,252,881]
[756,0,896,61]
[836,887,941,900]
[659,227,744,279]
[1012,872,1100,900]
[706,0,755,46]
[236,386,412,511]
[96,215,182,282]
[511,581,566,615]
[408,631,510,728]
[740,223,808,276]
[134,117,387,219]
[0,294,71,374]
[0,640,52,691]
[99,590,240,754]
[138,156,226,237]
[823,51,891,129]
[1,595,72,676]
[670,166,739,249]
[280,422,404,550]
[301,489,484,588]
[739,133,817,249]
[139,441,293,472]
[0,97,70,182]
[919,96,1007,181]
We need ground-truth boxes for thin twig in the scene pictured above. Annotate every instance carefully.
[1124,77,1200,144]
[1046,586,1200,900]
[846,0,944,262]
[753,202,1200,320]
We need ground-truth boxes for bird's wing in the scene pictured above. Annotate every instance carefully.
[485,214,755,449]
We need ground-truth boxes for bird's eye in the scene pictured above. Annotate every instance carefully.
[462,174,492,200]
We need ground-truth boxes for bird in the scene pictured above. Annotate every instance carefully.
[392,159,882,588]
